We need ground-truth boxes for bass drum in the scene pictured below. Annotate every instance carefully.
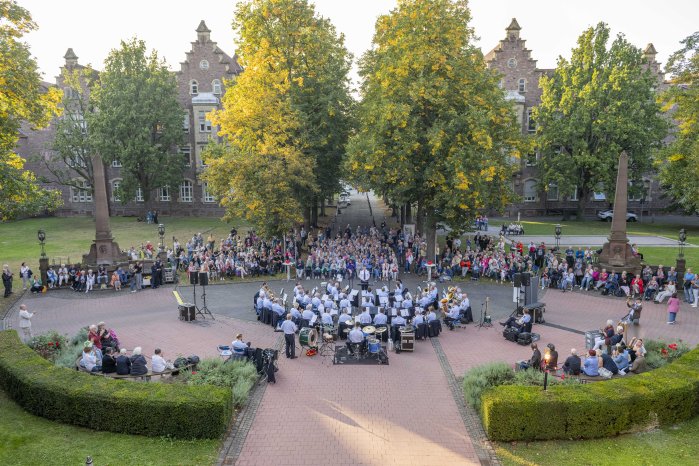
[299,327,318,348]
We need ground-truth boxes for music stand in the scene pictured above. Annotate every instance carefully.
[196,272,214,319]
[476,297,492,330]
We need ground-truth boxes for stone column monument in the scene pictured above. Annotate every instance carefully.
[82,155,128,266]
[597,151,641,272]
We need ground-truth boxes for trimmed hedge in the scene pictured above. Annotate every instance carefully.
[0,330,232,439]
[480,347,699,441]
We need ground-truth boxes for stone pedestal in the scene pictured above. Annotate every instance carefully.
[39,257,49,286]
[677,257,687,288]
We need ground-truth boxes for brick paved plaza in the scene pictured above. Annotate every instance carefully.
[6,275,697,466]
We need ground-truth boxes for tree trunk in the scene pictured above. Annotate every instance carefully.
[311,197,318,227]
[577,190,588,220]
[416,202,424,234]
[303,205,311,231]
[400,204,405,225]
[405,202,412,223]
[320,197,326,217]
[425,214,437,263]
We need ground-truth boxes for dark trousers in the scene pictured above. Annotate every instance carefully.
[3,280,11,297]
[284,333,295,358]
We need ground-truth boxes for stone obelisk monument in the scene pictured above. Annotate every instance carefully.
[82,155,128,265]
[597,151,641,272]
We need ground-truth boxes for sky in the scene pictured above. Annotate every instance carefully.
[19,0,699,87]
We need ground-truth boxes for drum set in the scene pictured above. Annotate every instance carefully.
[339,320,388,362]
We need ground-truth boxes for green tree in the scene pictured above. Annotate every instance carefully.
[347,0,522,257]
[534,22,668,217]
[657,32,699,213]
[203,0,353,236]
[0,0,62,219]
[89,38,184,213]
[38,66,99,193]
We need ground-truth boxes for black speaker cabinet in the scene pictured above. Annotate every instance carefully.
[179,304,196,322]
[521,272,531,287]
[198,272,209,287]
[189,272,199,285]
[513,273,522,287]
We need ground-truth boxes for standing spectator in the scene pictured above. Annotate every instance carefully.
[692,277,699,308]
[18,304,34,342]
[683,268,695,303]
[667,292,680,325]
[11,265,21,292]
[19,262,32,290]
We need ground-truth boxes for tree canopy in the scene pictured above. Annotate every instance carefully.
[203,0,353,237]
[657,32,699,213]
[347,0,522,257]
[89,38,184,210]
[0,0,62,219]
[534,22,668,216]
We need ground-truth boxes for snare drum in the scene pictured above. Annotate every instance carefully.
[299,327,318,348]
[367,337,381,354]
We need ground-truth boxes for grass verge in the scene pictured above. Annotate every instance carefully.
[0,389,219,466]
[496,416,699,466]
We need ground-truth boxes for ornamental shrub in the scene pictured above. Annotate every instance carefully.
[28,330,67,362]
[462,362,515,409]
[181,357,258,407]
[0,330,232,439]
[480,345,699,441]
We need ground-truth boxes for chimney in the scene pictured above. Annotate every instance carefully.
[506,18,521,40]
[196,20,211,43]
[64,48,78,68]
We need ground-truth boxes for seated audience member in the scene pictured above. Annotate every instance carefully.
[130,347,148,376]
[110,270,121,291]
[562,348,582,375]
[629,353,648,374]
[500,309,531,331]
[81,346,101,373]
[599,350,619,376]
[46,268,58,289]
[655,281,676,303]
[116,348,131,375]
[101,347,117,374]
[98,322,119,351]
[232,334,250,359]
[518,343,541,371]
[593,320,615,350]
[612,345,630,373]
[644,277,659,300]
[151,348,174,372]
[29,277,43,293]
[87,325,103,361]
[544,343,558,372]
[582,350,600,376]
[622,297,643,324]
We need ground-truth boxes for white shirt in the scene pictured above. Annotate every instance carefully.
[19,309,33,328]
[373,313,388,325]
[232,340,248,355]
[427,312,437,322]
[359,269,370,281]
[280,319,298,335]
[349,328,364,343]
[321,313,333,325]
[359,311,372,324]
[338,313,352,323]
[152,354,167,372]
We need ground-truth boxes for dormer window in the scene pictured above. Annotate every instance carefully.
[190,80,198,95]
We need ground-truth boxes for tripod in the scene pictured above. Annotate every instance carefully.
[476,296,492,330]
[196,283,214,319]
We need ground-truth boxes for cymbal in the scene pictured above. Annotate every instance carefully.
[363,325,376,334]
[374,327,387,334]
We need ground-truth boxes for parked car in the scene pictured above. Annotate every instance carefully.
[597,210,638,222]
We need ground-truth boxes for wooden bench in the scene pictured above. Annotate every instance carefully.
[75,358,194,382]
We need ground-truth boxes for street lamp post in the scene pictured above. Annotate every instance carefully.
[158,224,165,253]
[37,229,46,258]
[554,224,562,252]
[543,349,551,391]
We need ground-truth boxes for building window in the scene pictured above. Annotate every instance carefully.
[518,78,526,93]
[212,79,222,95]
[203,183,216,203]
[523,179,538,203]
[527,108,536,134]
[112,180,121,202]
[64,87,77,100]
[569,186,579,201]
[159,186,170,202]
[507,58,517,68]
[525,153,537,167]
[198,111,212,132]
[183,112,190,133]
[179,180,193,203]
[190,80,198,95]
[179,145,192,167]
[547,182,559,201]
[111,159,122,168]
[135,187,144,202]
[199,60,209,70]
[71,180,92,203]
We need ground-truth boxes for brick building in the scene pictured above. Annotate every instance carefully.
[18,18,669,218]
[485,18,668,218]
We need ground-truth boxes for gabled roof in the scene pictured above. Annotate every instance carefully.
[506,18,521,31]
[196,20,211,33]
[64,48,78,60]
[644,43,657,55]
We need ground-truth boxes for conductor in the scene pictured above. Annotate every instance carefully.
[280,314,298,359]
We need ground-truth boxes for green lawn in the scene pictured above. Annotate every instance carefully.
[0,216,245,274]
[0,390,219,466]
[496,416,699,466]
[488,217,699,241]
